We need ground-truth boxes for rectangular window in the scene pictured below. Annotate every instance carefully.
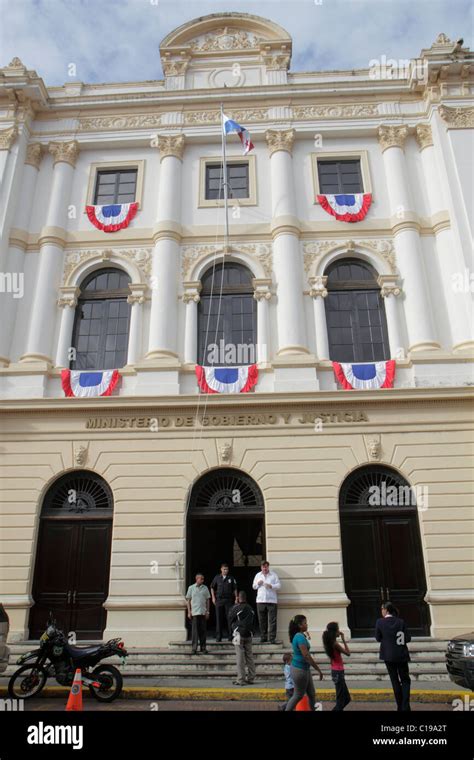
[205,162,249,200]
[94,169,138,205]
[317,159,363,195]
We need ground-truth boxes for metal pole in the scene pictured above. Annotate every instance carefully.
[220,102,229,252]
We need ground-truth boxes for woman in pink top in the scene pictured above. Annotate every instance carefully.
[322,621,352,711]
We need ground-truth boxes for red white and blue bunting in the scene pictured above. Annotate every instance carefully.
[195,364,258,394]
[333,360,395,390]
[317,193,372,223]
[61,369,121,398]
[86,203,138,233]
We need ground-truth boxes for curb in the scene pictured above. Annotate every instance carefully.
[1,686,471,703]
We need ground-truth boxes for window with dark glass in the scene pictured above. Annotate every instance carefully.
[324,259,390,363]
[317,159,363,194]
[71,268,131,370]
[94,169,138,205]
[198,263,256,366]
[205,163,249,200]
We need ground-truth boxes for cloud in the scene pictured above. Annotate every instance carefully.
[1,0,472,85]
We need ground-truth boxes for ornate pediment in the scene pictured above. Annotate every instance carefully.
[189,27,260,52]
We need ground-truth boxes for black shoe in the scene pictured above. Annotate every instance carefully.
[246,679,255,684]
[200,649,209,654]
[216,637,222,642]
[260,638,267,643]
[269,640,276,644]
[233,680,245,686]
[191,650,197,655]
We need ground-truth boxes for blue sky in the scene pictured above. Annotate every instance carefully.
[1,0,472,85]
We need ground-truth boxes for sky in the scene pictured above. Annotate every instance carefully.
[0,0,472,86]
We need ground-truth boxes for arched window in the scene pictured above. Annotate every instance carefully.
[71,268,131,370]
[197,263,256,366]
[324,259,390,362]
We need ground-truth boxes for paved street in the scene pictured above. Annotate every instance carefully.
[21,698,454,711]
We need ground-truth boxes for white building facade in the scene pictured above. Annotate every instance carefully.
[0,14,473,646]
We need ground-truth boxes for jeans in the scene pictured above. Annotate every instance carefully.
[191,615,207,652]
[331,669,351,711]
[235,636,256,684]
[284,666,316,711]
[385,661,411,711]
[257,603,277,642]
[215,601,233,639]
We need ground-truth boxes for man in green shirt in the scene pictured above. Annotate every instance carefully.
[185,574,211,654]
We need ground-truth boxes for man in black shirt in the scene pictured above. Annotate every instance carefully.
[211,563,238,641]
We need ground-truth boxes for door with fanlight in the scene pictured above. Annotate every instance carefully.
[339,466,431,637]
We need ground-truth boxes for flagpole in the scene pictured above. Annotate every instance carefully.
[220,102,229,253]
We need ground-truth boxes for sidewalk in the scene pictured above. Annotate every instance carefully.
[1,676,471,703]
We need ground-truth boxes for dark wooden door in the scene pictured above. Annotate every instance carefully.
[341,512,430,637]
[29,520,112,640]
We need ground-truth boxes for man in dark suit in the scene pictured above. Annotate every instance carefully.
[375,602,412,711]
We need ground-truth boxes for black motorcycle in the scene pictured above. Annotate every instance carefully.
[8,613,127,702]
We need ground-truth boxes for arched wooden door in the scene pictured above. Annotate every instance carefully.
[339,466,431,637]
[29,472,114,640]
[186,468,265,634]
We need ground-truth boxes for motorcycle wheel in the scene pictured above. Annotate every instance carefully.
[89,664,123,702]
[8,664,48,699]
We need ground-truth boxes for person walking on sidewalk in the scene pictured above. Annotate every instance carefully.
[229,591,256,686]
[284,615,323,711]
[252,560,281,643]
[375,602,412,711]
[211,563,238,641]
[322,621,351,711]
[185,573,210,655]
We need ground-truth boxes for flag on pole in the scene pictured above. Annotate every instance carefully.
[222,113,254,155]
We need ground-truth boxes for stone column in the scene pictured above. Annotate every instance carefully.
[55,287,80,367]
[0,125,18,186]
[309,275,330,361]
[126,284,147,366]
[182,281,201,365]
[252,278,272,363]
[146,135,184,361]
[378,126,440,353]
[415,123,474,352]
[265,129,309,355]
[0,143,42,366]
[377,275,404,358]
[20,140,80,364]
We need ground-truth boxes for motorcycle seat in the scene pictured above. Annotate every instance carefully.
[66,644,102,658]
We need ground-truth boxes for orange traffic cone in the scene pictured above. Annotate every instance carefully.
[65,668,83,711]
[295,694,311,711]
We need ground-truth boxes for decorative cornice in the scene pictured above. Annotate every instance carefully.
[184,108,268,125]
[157,134,185,161]
[48,140,80,167]
[162,59,190,77]
[0,125,18,151]
[308,275,328,298]
[24,142,43,169]
[261,53,290,71]
[438,105,474,128]
[415,123,434,150]
[293,103,379,119]
[78,113,163,131]
[265,128,296,156]
[377,125,409,151]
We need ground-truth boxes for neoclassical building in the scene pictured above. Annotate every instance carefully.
[0,14,473,646]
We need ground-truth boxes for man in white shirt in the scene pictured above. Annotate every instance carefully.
[252,560,281,643]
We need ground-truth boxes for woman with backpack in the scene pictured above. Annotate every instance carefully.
[322,621,352,711]
[228,590,256,685]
